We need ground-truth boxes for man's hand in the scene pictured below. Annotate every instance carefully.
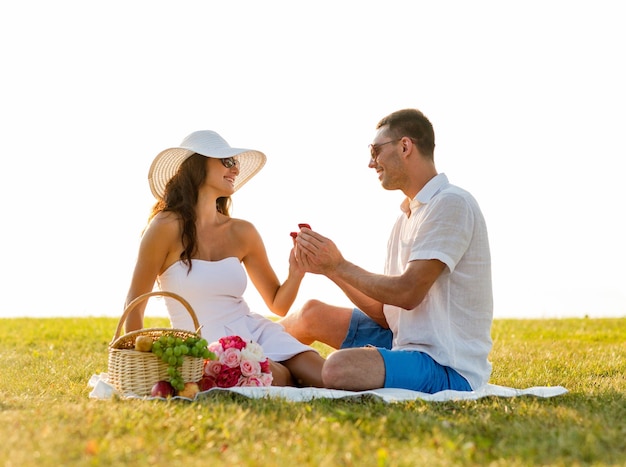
[296,227,344,275]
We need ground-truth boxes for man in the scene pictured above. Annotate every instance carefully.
[280,108,493,393]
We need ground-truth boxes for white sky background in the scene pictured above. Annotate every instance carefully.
[1,1,625,320]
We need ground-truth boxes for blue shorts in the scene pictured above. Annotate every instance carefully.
[341,308,393,349]
[340,309,471,393]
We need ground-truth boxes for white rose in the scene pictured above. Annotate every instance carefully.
[241,341,265,362]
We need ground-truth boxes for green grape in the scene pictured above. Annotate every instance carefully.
[172,379,183,391]
[149,332,205,392]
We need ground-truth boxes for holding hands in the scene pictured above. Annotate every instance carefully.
[291,224,344,276]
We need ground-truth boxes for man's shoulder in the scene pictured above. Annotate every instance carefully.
[431,184,473,206]
[436,183,480,207]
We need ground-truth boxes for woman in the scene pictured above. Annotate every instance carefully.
[124,130,324,387]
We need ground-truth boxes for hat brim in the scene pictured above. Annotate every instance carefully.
[148,147,266,199]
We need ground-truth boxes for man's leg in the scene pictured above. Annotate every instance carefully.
[279,299,353,349]
[322,346,386,390]
[324,347,472,393]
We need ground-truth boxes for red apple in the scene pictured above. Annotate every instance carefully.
[151,380,175,398]
[177,382,200,399]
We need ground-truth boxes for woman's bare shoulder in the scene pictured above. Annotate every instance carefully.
[226,218,264,251]
[150,211,180,224]
[228,217,259,236]
[145,211,181,235]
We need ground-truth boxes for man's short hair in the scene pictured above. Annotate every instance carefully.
[376,109,436,158]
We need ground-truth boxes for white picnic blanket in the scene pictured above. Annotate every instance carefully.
[88,373,568,402]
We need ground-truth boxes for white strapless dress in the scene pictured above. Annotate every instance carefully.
[157,257,315,361]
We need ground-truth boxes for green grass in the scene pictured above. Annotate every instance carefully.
[0,317,624,466]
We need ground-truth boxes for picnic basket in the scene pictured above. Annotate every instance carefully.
[108,291,205,396]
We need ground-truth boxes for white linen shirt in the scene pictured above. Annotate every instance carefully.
[383,173,493,389]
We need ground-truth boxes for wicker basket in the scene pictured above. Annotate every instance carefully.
[108,291,205,396]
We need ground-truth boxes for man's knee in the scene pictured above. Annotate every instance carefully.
[322,347,385,390]
[298,299,326,324]
[321,351,346,389]
[281,299,327,344]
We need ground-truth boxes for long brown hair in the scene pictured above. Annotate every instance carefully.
[147,153,232,271]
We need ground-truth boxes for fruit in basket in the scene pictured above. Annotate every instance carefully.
[151,380,175,398]
[177,382,200,399]
[150,333,215,392]
[135,335,153,352]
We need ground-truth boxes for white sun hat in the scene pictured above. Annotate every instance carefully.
[148,130,267,199]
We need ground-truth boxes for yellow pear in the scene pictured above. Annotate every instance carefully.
[134,335,153,352]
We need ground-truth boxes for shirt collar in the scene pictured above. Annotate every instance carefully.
[400,173,449,216]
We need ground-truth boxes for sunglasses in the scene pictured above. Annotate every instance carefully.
[368,139,401,162]
[220,157,239,169]
[368,137,419,162]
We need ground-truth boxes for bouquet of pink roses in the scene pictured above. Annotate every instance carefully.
[201,335,273,388]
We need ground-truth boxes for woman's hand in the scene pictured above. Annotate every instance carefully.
[288,237,307,279]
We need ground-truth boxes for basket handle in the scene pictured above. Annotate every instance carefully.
[113,291,202,341]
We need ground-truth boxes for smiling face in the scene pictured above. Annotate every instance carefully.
[204,156,240,196]
[368,128,408,192]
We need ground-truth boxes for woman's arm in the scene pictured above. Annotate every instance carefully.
[240,222,305,317]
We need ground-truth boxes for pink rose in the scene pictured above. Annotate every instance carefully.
[240,359,261,377]
[206,335,272,388]
[220,347,241,368]
[208,342,223,354]
[204,360,222,377]
[259,373,273,386]
[240,376,264,387]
